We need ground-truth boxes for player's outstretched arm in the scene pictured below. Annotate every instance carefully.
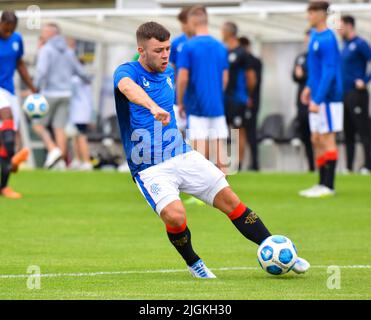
[118,77,170,126]
[16,59,37,93]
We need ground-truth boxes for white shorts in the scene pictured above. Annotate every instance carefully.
[0,87,21,130]
[135,150,229,215]
[187,115,228,140]
[309,102,344,134]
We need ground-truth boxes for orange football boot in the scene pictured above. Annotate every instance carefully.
[1,187,22,199]
[11,148,29,173]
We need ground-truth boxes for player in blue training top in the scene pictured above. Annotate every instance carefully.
[169,7,192,74]
[169,6,192,132]
[113,21,310,278]
[0,11,36,199]
[338,15,371,174]
[300,1,343,198]
[176,6,229,173]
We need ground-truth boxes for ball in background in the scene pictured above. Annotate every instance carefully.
[22,94,49,119]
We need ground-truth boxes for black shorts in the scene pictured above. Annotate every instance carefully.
[75,123,88,135]
[225,99,247,129]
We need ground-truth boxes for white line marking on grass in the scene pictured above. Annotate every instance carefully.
[0,265,370,280]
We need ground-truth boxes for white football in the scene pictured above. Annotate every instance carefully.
[22,94,49,119]
[257,235,298,275]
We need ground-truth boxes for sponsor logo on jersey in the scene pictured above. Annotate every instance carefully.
[142,76,150,88]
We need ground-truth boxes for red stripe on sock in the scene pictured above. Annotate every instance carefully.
[316,155,326,168]
[227,202,247,221]
[0,119,15,131]
[0,146,7,158]
[324,150,338,161]
[166,220,187,234]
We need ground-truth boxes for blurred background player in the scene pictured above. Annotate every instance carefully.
[67,38,94,171]
[0,11,36,198]
[169,6,192,133]
[114,21,309,278]
[177,6,229,173]
[0,89,31,198]
[32,23,90,169]
[300,1,343,198]
[0,11,35,150]
[338,15,371,174]
[169,6,192,73]
[222,22,256,171]
[292,30,315,172]
[239,36,261,171]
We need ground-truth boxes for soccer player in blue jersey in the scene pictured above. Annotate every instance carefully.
[169,7,192,73]
[176,6,229,172]
[300,1,343,198]
[0,11,35,199]
[169,6,192,133]
[113,21,310,278]
[338,15,371,174]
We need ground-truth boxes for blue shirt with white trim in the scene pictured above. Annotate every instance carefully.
[0,32,24,94]
[113,61,191,178]
[306,29,343,104]
[341,36,371,93]
[177,35,229,117]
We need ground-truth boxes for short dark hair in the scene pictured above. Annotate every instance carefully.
[177,7,192,23]
[0,11,18,25]
[239,36,251,48]
[341,15,355,27]
[136,22,170,44]
[224,22,238,37]
[188,5,208,25]
[307,1,330,12]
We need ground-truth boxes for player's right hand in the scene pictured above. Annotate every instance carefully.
[150,105,171,126]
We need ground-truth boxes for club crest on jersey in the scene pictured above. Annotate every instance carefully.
[12,42,19,52]
[166,77,173,89]
[313,41,319,51]
[349,42,357,51]
[229,52,237,63]
[142,76,150,88]
[150,183,161,195]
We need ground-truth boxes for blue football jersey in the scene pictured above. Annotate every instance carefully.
[113,61,191,177]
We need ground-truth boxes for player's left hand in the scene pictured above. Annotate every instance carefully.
[150,105,171,126]
[355,79,366,90]
[309,101,320,113]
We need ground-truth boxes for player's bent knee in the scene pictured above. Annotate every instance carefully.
[160,201,186,228]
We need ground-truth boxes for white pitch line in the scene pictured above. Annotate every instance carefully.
[0,265,370,280]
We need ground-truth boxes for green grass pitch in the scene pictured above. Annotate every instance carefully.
[0,170,370,300]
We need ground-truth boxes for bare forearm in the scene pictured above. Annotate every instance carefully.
[17,60,36,92]
[176,69,188,106]
[223,70,229,91]
[176,79,187,106]
[247,70,256,96]
[119,77,156,110]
